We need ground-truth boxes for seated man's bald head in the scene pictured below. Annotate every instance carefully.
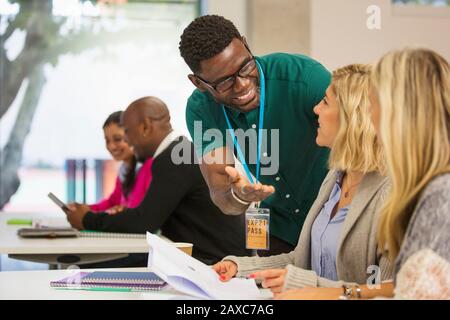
[125,96,171,125]
[122,96,173,161]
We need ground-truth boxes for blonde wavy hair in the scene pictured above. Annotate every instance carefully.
[328,64,385,173]
[372,48,450,260]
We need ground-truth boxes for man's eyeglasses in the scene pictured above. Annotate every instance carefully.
[195,57,257,94]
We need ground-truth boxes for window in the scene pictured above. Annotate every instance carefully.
[0,0,199,214]
[392,0,450,6]
[392,0,450,17]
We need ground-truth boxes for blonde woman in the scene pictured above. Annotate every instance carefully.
[370,48,450,298]
[277,48,450,300]
[213,64,393,295]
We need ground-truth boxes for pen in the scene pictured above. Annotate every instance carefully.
[7,219,33,226]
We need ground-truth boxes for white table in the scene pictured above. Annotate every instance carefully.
[0,267,194,300]
[0,212,149,268]
[0,267,273,300]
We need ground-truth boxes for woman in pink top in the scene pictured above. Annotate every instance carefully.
[89,111,153,214]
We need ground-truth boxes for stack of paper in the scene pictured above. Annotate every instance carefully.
[146,232,263,300]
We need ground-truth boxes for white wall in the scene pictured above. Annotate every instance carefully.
[310,0,450,70]
[206,0,248,37]
[247,0,310,55]
[204,0,450,70]
[205,0,310,56]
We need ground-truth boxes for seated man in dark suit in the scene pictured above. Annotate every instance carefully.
[67,96,249,265]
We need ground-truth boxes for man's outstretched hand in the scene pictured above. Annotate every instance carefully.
[225,166,275,204]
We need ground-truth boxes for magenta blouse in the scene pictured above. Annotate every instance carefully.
[89,157,153,212]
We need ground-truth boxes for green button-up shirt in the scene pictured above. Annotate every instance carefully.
[185,53,331,245]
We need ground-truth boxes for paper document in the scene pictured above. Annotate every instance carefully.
[146,232,263,300]
[32,218,71,229]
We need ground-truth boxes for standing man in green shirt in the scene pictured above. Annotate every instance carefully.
[179,15,330,255]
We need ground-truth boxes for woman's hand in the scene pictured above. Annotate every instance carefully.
[250,269,287,294]
[212,260,238,281]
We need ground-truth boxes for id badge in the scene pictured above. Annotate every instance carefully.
[245,207,270,250]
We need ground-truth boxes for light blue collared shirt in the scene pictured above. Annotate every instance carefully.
[310,172,349,281]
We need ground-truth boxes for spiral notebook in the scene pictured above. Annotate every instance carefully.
[17,228,146,239]
[79,230,146,239]
[50,271,167,291]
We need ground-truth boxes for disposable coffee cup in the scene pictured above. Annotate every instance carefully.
[174,242,193,256]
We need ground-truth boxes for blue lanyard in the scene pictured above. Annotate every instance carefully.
[222,60,265,184]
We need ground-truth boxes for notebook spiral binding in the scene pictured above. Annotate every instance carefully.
[78,231,146,239]
[83,272,163,284]
[50,271,167,291]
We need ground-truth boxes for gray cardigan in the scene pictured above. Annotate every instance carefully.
[394,173,450,279]
[224,170,394,290]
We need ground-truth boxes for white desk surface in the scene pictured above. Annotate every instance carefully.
[0,267,192,300]
[0,212,149,254]
[0,267,273,300]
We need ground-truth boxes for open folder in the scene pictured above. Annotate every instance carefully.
[146,232,265,300]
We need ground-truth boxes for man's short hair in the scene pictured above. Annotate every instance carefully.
[179,15,242,73]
